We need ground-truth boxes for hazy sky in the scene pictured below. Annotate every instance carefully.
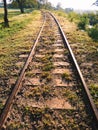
[0,0,98,10]
[48,0,98,10]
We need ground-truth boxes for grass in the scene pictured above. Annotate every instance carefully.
[0,101,4,114]
[26,85,51,100]
[0,10,42,77]
[41,54,52,63]
[26,86,41,101]
[89,84,98,107]
[0,11,38,38]
[62,70,72,81]
[25,69,36,77]
[42,62,53,71]
[53,10,67,17]
[41,72,52,82]
[42,85,51,99]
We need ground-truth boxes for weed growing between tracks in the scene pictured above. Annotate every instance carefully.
[62,70,72,81]
[89,84,98,107]
[6,106,92,129]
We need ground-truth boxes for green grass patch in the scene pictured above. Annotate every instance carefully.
[0,13,34,39]
[0,10,42,77]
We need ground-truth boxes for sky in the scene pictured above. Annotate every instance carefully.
[48,0,98,10]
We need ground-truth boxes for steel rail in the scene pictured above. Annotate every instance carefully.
[50,12,98,128]
[0,13,46,129]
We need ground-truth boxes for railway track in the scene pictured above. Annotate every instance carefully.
[0,12,98,129]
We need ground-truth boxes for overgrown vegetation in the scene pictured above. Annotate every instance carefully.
[78,14,89,30]
[88,24,98,41]
[66,11,98,41]
[0,101,4,114]
[67,11,80,23]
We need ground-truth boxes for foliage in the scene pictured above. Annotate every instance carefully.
[89,84,98,105]
[78,14,89,30]
[54,10,67,18]
[77,12,98,40]
[67,11,80,22]
[9,0,53,11]
[88,13,98,26]
[9,0,39,9]
[88,24,98,41]
[38,0,52,9]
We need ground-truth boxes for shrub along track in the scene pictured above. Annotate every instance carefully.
[0,12,98,129]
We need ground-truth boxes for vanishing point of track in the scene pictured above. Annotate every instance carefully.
[0,12,98,129]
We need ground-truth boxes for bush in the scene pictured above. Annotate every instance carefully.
[68,12,80,22]
[78,15,89,30]
[88,13,98,26]
[88,24,98,41]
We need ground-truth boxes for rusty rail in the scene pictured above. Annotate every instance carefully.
[50,12,98,128]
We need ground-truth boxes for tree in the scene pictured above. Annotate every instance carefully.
[16,0,25,13]
[9,0,19,8]
[45,2,52,9]
[38,0,47,4]
[38,0,50,9]
[11,0,39,13]
[25,0,38,8]
[78,14,89,30]
[3,0,9,27]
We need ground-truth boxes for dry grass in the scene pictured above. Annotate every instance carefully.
[0,8,4,13]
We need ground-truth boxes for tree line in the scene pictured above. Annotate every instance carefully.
[2,0,53,27]
[1,0,98,27]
